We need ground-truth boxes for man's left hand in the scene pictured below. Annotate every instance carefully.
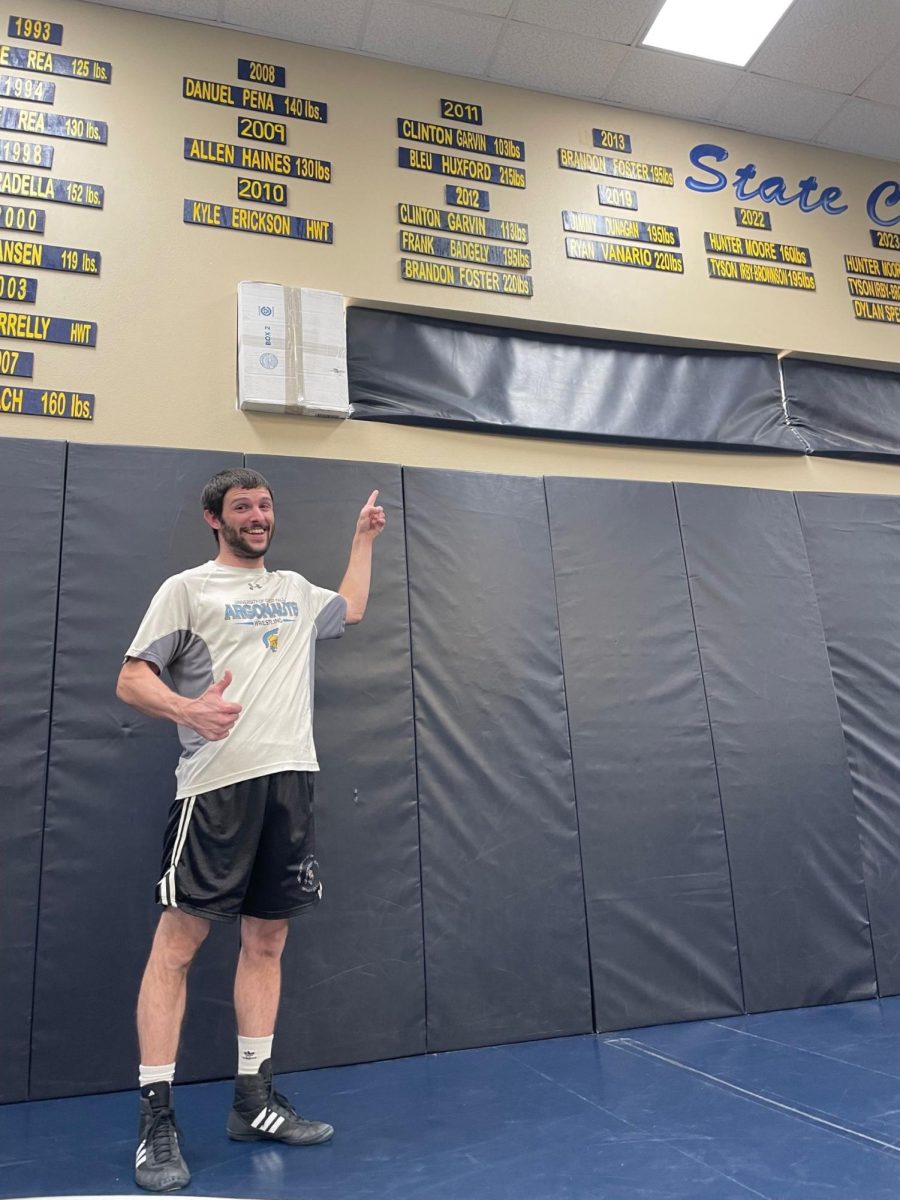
[356,490,386,539]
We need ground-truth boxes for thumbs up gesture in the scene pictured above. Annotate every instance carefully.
[183,669,242,741]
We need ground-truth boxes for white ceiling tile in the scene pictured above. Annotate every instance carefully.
[604,48,741,122]
[488,22,628,98]
[714,74,846,143]
[362,0,503,73]
[89,0,223,18]
[508,0,660,45]
[814,97,900,162]
[856,51,900,107]
[412,0,514,15]
[750,0,900,94]
[219,0,369,49]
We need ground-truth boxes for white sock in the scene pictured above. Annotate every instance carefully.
[139,1062,175,1090]
[237,1034,273,1075]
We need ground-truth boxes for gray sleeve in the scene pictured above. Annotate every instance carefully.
[314,593,348,641]
[133,630,214,704]
[125,576,194,670]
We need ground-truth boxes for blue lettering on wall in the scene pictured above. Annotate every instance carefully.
[867,181,900,228]
[686,143,728,192]
[686,142,848,215]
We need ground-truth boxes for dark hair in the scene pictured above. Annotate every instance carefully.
[201,468,273,540]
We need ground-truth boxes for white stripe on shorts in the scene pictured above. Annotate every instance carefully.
[157,796,196,909]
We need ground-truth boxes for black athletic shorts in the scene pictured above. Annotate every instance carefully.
[156,771,322,922]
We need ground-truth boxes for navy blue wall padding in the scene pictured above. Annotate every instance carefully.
[784,359,900,459]
[245,456,425,1068]
[675,484,876,1012]
[30,444,243,1099]
[545,477,743,1031]
[348,308,795,452]
[403,467,593,1052]
[0,438,65,1104]
[796,492,900,996]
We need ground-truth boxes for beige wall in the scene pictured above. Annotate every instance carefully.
[2,0,900,495]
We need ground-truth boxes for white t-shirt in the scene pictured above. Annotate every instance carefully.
[125,561,347,799]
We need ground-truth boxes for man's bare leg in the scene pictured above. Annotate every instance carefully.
[233,916,288,1036]
[137,908,210,1064]
[228,916,333,1145]
[135,909,209,1192]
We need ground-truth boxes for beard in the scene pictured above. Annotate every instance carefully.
[218,514,274,559]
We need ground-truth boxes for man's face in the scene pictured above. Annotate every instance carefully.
[215,486,275,560]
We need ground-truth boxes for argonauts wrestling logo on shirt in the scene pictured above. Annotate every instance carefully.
[224,600,300,625]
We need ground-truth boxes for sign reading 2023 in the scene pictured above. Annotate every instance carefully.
[686,142,900,226]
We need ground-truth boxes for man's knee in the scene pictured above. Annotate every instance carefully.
[240,916,289,960]
[152,909,211,972]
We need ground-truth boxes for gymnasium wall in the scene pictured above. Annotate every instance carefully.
[4,438,900,1102]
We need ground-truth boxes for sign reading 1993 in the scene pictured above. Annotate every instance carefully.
[8,16,62,45]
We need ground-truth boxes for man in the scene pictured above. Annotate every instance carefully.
[116,467,385,1192]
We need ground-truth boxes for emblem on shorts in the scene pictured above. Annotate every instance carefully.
[297,855,322,898]
[262,627,279,652]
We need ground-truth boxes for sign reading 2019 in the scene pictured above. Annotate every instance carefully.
[686,142,900,228]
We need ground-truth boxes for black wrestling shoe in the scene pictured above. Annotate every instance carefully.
[227,1059,334,1145]
[135,1082,190,1192]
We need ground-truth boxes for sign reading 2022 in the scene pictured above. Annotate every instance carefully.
[687,142,900,227]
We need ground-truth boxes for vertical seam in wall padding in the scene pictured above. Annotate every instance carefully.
[543,478,597,1033]
[792,491,880,994]
[672,482,747,1015]
[778,357,815,454]
[401,468,431,1051]
[26,440,69,1100]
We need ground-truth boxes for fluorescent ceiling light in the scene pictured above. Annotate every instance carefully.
[642,0,794,66]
